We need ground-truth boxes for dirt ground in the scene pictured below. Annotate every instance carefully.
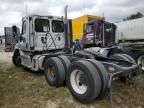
[0,51,144,108]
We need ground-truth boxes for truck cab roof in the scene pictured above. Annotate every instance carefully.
[87,19,112,24]
[22,15,64,21]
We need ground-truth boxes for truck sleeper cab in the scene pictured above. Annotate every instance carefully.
[82,19,116,48]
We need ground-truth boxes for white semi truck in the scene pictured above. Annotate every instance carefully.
[12,8,140,103]
[112,17,144,70]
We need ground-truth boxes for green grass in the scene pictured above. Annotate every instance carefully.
[0,65,144,108]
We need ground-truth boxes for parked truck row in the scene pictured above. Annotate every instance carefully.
[11,7,141,103]
[6,17,144,71]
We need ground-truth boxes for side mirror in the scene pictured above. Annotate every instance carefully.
[12,26,18,37]
[20,36,26,42]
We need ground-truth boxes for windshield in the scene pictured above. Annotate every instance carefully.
[35,19,50,32]
[52,20,64,33]
[86,23,94,33]
[104,23,113,32]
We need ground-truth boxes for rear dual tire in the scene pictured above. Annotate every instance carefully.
[44,57,109,103]
[66,60,108,103]
[44,57,65,87]
[44,56,71,87]
[86,59,109,98]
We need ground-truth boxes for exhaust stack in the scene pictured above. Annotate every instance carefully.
[64,5,70,51]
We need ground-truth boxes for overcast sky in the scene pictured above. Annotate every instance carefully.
[0,0,144,35]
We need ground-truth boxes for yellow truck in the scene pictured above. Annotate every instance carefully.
[72,15,103,41]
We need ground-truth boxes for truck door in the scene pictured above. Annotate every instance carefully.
[83,23,96,47]
[49,20,65,49]
[20,18,30,51]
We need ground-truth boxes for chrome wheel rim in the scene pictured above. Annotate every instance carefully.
[70,69,87,94]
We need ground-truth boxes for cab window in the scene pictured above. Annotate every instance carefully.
[22,21,26,34]
[52,20,64,33]
[104,23,113,32]
[86,23,94,33]
[35,19,50,32]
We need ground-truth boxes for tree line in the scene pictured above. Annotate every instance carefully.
[123,12,143,21]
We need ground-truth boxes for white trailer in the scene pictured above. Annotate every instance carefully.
[115,17,144,43]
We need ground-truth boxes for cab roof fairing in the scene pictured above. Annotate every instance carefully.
[22,15,65,21]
